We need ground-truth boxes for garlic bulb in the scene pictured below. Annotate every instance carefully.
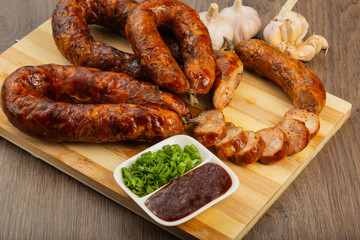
[199,3,234,51]
[220,0,262,45]
[286,35,329,61]
[263,0,309,49]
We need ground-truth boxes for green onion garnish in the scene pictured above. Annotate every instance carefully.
[121,144,202,197]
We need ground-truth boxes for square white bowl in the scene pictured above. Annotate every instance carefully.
[113,135,239,226]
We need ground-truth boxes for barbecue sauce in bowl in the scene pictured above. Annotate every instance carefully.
[144,162,232,222]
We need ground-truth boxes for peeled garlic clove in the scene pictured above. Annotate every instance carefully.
[199,3,234,51]
[220,0,262,45]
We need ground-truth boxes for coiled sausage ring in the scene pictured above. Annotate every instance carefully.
[52,0,216,96]
[125,0,216,95]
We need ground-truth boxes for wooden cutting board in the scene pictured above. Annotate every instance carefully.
[0,20,352,240]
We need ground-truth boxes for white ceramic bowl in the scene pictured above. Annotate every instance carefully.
[113,135,239,226]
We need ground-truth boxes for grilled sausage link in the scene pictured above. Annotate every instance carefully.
[213,51,243,109]
[235,39,326,114]
[6,64,190,118]
[1,65,185,142]
[52,0,149,79]
[125,0,216,95]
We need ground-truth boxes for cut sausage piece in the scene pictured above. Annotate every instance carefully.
[230,131,265,166]
[193,109,226,147]
[235,39,326,114]
[275,118,310,155]
[284,108,320,138]
[257,127,291,164]
[214,123,247,160]
[213,50,243,109]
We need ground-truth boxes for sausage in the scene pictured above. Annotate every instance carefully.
[125,0,216,95]
[275,118,310,155]
[193,109,226,147]
[159,27,184,66]
[52,0,185,80]
[214,122,247,160]
[51,0,150,80]
[235,39,326,114]
[230,131,265,166]
[52,0,215,94]
[257,127,292,164]
[1,65,185,142]
[284,108,320,138]
[213,50,244,109]
[4,64,190,118]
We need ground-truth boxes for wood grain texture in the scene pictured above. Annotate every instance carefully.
[0,0,359,240]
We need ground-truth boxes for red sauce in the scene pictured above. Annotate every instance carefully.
[144,162,232,222]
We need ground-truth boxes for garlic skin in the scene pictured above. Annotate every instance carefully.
[263,0,309,50]
[220,0,262,45]
[199,3,234,51]
[286,35,329,61]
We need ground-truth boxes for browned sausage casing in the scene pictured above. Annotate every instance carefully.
[125,0,216,95]
[213,51,244,109]
[235,39,326,114]
[1,65,184,143]
[52,0,147,80]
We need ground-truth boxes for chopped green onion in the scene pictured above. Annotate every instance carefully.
[121,144,202,197]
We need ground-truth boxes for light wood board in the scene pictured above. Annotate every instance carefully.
[0,20,352,240]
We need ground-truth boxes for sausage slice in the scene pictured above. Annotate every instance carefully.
[214,123,247,160]
[284,108,320,138]
[230,131,265,166]
[213,50,243,109]
[257,127,292,164]
[275,118,310,155]
[193,109,226,147]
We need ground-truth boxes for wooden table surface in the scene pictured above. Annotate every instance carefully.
[0,0,359,239]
